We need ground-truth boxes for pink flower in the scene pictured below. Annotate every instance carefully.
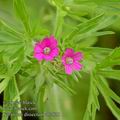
[34,35,59,61]
[62,48,83,75]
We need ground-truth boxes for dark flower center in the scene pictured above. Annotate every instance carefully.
[43,47,51,54]
[66,57,73,64]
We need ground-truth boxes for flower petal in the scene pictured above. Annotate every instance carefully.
[64,48,74,57]
[65,65,73,75]
[50,48,59,57]
[72,61,83,71]
[34,44,43,53]
[40,37,50,48]
[43,55,54,61]
[74,52,83,61]
[34,53,43,61]
[49,35,58,49]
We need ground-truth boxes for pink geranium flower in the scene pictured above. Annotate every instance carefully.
[62,48,83,75]
[34,35,59,61]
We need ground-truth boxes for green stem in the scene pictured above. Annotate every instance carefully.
[2,76,22,120]
[54,7,64,39]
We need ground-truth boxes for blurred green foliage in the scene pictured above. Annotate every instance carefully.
[0,0,120,120]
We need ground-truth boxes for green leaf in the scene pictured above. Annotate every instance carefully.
[9,47,24,75]
[109,88,120,104]
[11,77,22,120]
[31,26,49,39]
[2,76,22,120]
[92,15,118,31]
[37,85,46,119]
[97,47,120,68]
[34,66,48,120]
[76,31,114,43]
[76,37,97,48]
[67,14,88,22]
[13,77,34,101]
[74,0,120,15]
[35,66,46,99]
[105,97,120,120]
[99,69,120,81]
[94,31,114,36]
[51,0,64,8]
[0,20,23,37]
[0,64,7,78]
[47,68,76,95]
[47,67,76,95]
[0,45,24,78]
[64,2,95,17]
[96,1,120,15]
[94,74,120,120]
[0,31,23,43]
[0,30,24,54]
[97,75,120,104]
[82,47,112,54]
[14,0,31,34]
[83,72,100,120]
[54,77,76,95]
[64,14,104,42]
[54,8,65,39]
[64,14,118,46]
[80,47,112,70]
[0,78,10,94]
[0,106,3,113]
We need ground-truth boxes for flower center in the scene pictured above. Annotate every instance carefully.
[66,57,73,64]
[43,47,51,54]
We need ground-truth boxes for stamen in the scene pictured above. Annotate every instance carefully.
[66,57,73,64]
[43,47,51,54]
